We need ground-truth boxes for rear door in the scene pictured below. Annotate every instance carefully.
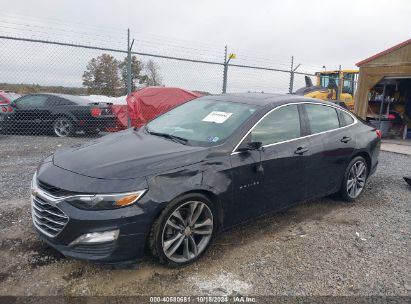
[302,103,356,197]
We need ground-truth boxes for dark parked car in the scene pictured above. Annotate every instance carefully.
[1,93,116,137]
[31,93,380,266]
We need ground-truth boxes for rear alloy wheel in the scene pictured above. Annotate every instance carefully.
[341,156,368,201]
[149,194,216,266]
[53,117,73,137]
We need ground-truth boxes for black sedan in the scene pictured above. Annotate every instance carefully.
[30,93,380,265]
[1,93,116,137]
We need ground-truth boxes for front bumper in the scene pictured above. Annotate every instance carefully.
[30,165,156,263]
[31,197,152,263]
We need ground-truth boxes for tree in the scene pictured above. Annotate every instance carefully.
[118,55,145,92]
[82,54,121,96]
[144,60,163,86]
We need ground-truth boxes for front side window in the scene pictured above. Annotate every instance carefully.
[146,98,259,147]
[305,104,340,134]
[251,105,301,146]
[15,95,48,108]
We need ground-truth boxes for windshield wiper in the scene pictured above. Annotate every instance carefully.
[145,127,188,145]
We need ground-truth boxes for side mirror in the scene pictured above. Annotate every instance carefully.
[237,141,263,152]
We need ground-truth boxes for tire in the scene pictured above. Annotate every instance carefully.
[53,116,74,137]
[148,193,217,267]
[340,156,368,201]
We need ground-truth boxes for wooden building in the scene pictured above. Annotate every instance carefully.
[354,39,411,139]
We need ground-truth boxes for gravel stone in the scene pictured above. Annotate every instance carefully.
[0,134,410,296]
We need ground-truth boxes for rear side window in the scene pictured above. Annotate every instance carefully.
[251,105,301,145]
[339,110,355,127]
[305,104,340,134]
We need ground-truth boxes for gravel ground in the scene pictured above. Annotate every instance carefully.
[0,134,410,297]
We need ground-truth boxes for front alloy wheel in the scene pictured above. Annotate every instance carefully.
[149,194,215,266]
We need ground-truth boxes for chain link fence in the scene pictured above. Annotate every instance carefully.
[0,34,317,138]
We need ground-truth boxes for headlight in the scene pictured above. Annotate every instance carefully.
[65,190,147,210]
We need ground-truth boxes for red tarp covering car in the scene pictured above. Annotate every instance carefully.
[108,105,129,131]
[126,87,202,128]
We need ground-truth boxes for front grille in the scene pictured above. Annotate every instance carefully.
[31,196,69,237]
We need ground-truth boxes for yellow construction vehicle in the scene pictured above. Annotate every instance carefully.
[295,70,359,111]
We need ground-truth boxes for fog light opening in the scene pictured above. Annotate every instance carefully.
[69,229,119,246]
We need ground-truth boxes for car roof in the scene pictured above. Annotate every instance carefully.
[204,92,330,107]
[24,93,91,105]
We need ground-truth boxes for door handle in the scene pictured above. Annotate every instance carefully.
[341,136,351,143]
[294,146,309,155]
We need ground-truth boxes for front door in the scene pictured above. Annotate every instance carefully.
[230,104,308,223]
[12,95,49,133]
[229,149,266,224]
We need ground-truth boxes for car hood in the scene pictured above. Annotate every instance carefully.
[53,129,208,179]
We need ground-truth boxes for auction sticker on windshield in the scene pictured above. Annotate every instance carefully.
[202,111,233,123]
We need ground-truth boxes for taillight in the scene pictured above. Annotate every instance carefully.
[91,107,102,117]
[7,106,13,112]
[1,107,7,113]
[375,129,382,139]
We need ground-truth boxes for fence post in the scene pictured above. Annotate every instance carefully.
[337,64,342,101]
[222,45,228,94]
[289,56,294,94]
[127,29,132,97]
[126,28,134,128]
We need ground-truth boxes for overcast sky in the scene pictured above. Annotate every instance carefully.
[0,0,410,93]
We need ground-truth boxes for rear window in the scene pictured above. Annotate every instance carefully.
[339,110,355,127]
[51,94,91,105]
[305,104,340,134]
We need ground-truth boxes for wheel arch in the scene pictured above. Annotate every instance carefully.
[351,151,372,174]
[144,188,223,261]
[151,189,224,232]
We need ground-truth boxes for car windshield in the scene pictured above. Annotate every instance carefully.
[146,97,260,147]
